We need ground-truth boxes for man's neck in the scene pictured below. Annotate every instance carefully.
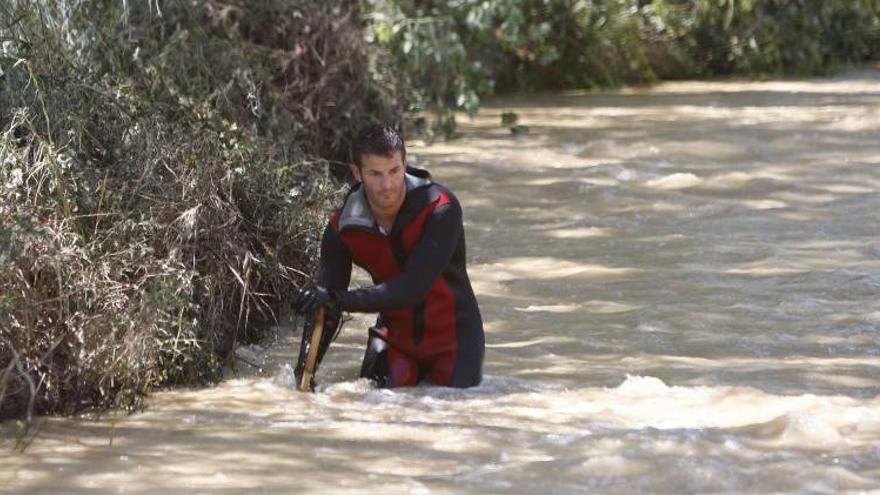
[373,210,395,233]
[363,184,405,233]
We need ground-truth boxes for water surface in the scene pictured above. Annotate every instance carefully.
[3,69,880,494]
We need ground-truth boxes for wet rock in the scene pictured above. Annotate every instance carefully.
[234,344,266,367]
[509,124,529,135]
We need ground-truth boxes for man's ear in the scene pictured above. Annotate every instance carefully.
[348,163,362,183]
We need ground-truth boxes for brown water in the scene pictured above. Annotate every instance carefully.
[3,69,880,494]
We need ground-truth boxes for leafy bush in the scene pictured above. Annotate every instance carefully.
[369,0,880,133]
[0,0,400,421]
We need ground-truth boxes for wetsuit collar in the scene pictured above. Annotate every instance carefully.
[338,168,432,232]
[405,169,432,190]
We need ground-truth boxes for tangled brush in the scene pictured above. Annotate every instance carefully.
[0,0,401,422]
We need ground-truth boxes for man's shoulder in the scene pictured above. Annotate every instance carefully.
[428,181,461,208]
[407,178,460,212]
[330,184,368,232]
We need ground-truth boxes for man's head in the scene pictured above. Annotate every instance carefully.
[349,124,407,219]
[351,124,406,170]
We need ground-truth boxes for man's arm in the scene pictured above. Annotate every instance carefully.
[294,221,352,388]
[339,195,463,312]
[313,223,351,361]
[316,222,353,291]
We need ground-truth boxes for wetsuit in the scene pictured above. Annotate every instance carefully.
[297,166,484,388]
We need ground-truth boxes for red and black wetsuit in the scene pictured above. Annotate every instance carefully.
[306,166,484,388]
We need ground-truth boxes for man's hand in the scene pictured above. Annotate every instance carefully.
[292,286,338,315]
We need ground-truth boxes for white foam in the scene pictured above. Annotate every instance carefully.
[646,173,702,189]
[514,304,580,313]
[273,363,297,388]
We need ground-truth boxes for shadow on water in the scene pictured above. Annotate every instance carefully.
[5,373,879,494]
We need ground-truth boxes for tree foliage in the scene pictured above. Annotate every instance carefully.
[370,0,880,133]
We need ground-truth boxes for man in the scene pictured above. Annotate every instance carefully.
[292,124,484,390]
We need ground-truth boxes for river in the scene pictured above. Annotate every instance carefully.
[3,69,880,494]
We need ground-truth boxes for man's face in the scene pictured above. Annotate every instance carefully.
[350,151,406,217]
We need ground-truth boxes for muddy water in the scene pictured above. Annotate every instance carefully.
[4,69,880,494]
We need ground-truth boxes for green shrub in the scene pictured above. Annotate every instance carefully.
[0,0,400,421]
[369,0,880,132]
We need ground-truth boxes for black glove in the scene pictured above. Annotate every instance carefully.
[292,286,339,315]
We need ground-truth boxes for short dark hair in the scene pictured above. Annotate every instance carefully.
[351,123,406,168]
